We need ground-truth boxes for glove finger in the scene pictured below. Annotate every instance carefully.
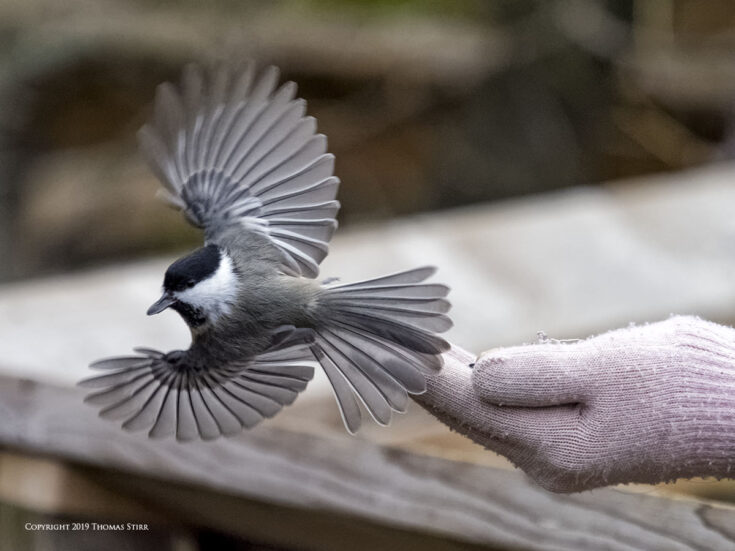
[436,399,583,477]
[472,343,593,407]
[472,402,581,449]
[416,346,585,473]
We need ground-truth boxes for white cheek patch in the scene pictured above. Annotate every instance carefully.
[176,253,238,322]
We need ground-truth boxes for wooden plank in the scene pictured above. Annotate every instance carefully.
[72,462,497,551]
[5,163,735,386]
[2,165,735,547]
[0,452,170,522]
[0,375,733,550]
[0,499,188,551]
[0,451,488,551]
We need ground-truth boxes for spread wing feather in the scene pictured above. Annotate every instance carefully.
[81,346,315,441]
[138,62,340,278]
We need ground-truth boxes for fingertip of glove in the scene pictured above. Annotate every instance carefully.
[475,349,507,370]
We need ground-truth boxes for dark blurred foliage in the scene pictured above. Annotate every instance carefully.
[2,0,734,281]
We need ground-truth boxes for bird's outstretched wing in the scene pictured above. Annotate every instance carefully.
[138,62,340,278]
[80,345,315,441]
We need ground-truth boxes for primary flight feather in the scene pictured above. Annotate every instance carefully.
[81,62,452,440]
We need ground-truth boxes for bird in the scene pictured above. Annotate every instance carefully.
[80,62,452,441]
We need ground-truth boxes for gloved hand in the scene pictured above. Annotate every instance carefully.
[415,316,735,493]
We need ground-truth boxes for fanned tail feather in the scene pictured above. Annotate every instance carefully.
[314,266,451,433]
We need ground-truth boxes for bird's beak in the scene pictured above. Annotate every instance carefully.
[147,293,176,316]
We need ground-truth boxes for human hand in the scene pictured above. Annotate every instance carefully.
[415,316,735,492]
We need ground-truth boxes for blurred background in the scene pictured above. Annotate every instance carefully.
[3,0,735,549]
[4,0,735,282]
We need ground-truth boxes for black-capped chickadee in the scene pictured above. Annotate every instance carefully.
[81,63,452,440]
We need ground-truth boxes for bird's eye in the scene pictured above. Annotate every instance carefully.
[186,279,196,287]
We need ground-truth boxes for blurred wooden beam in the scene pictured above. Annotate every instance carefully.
[0,0,507,90]
[0,450,485,551]
[0,452,169,522]
[620,47,735,109]
[0,374,734,550]
[0,453,195,551]
[3,166,735,547]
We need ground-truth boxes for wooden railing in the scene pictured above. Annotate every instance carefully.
[2,164,735,549]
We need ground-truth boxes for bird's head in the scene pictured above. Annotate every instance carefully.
[148,244,238,329]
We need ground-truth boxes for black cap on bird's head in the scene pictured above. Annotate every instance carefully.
[147,244,237,327]
[164,244,222,293]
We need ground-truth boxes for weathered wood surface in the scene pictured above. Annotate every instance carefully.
[0,376,734,551]
[3,164,735,547]
[3,163,735,381]
[0,451,491,551]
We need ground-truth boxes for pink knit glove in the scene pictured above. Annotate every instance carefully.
[415,316,735,492]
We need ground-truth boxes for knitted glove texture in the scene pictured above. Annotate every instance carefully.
[415,316,735,492]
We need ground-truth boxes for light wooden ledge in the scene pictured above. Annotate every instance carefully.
[3,164,735,548]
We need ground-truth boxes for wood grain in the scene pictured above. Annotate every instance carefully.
[4,165,735,548]
[0,375,733,551]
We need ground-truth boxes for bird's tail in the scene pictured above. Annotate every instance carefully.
[312,266,451,433]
